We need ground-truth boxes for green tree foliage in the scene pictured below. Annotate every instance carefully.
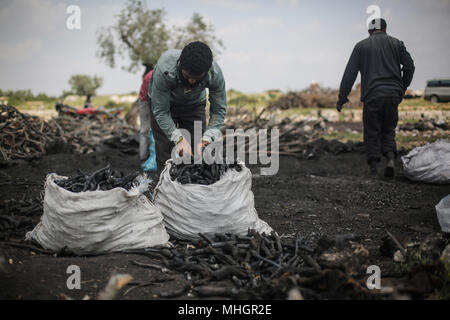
[97,0,170,73]
[68,75,103,103]
[96,0,224,74]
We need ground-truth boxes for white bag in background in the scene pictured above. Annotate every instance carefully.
[436,195,450,233]
[153,161,273,240]
[26,173,170,255]
[401,139,450,184]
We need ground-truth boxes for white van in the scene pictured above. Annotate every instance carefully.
[424,79,450,103]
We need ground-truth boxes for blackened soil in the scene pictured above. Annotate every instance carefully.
[0,142,448,300]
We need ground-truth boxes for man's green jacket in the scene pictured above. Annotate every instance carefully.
[148,49,227,144]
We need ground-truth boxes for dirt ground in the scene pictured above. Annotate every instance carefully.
[0,126,449,300]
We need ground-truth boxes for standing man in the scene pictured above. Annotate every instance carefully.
[336,18,415,177]
[148,41,227,173]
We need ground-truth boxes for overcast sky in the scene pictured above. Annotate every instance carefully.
[0,0,449,95]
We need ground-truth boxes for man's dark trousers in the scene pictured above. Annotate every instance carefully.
[149,100,206,174]
[363,96,400,164]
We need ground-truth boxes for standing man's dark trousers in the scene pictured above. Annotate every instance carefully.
[149,100,206,174]
[363,96,400,165]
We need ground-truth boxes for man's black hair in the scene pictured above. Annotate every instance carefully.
[368,18,387,33]
[179,41,213,76]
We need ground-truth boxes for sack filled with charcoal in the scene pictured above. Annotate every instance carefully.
[153,159,273,240]
[26,166,169,255]
[401,139,450,184]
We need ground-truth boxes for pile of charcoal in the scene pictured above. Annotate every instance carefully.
[300,138,365,159]
[55,165,139,193]
[169,160,243,185]
[125,230,374,300]
[399,119,450,132]
[0,198,43,240]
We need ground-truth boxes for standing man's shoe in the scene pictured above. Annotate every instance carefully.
[384,152,395,178]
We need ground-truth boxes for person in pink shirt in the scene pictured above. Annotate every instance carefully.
[138,64,153,163]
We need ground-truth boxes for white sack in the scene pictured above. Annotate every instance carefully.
[436,194,450,233]
[26,174,169,255]
[153,161,273,240]
[401,139,450,184]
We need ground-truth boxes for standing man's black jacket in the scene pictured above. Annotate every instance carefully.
[338,32,415,105]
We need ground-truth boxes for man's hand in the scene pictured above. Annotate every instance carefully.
[176,137,192,157]
[336,102,343,112]
[196,140,210,156]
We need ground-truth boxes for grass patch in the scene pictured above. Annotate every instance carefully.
[281,107,328,118]
[226,89,283,108]
[320,130,450,150]
[398,118,421,125]
[15,100,58,111]
[396,132,450,149]
[400,98,450,110]
[322,131,363,142]
[12,94,136,114]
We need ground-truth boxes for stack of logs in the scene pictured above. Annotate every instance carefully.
[54,113,137,154]
[0,105,63,160]
[0,197,42,241]
[224,106,327,157]
[0,105,138,160]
